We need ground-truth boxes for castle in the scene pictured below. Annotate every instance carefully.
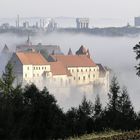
[10,43,109,93]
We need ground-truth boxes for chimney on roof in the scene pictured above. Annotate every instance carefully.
[68,48,73,55]
[87,49,90,58]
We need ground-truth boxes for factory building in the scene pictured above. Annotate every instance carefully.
[135,17,140,26]
[76,18,89,29]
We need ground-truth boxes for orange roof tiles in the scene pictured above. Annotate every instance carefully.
[49,61,71,76]
[50,55,96,67]
[16,52,49,65]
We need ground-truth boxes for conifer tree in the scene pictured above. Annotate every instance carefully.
[119,87,134,116]
[108,76,120,112]
[0,62,15,96]
[133,42,140,76]
[118,87,136,130]
[94,94,102,118]
[79,95,93,116]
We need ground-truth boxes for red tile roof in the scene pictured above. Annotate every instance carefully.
[16,52,49,65]
[50,55,96,67]
[49,61,71,76]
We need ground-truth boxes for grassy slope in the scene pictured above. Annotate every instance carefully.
[69,130,140,140]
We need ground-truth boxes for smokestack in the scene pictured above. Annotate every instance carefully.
[40,19,42,28]
[17,15,20,28]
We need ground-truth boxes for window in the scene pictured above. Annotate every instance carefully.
[36,67,38,70]
[83,76,85,81]
[72,69,74,72]
[89,69,91,71]
[88,75,90,78]
[27,67,29,70]
[74,77,76,80]
[37,74,39,77]
[61,79,63,84]
[81,69,83,72]
[42,67,44,70]
[79,77,80,80]
[39,67,40,70]
[33,67,35,70]
[33,74,35,77]
[77,69,79,72]
[86,69,87,72]
[93,74,95,78]
[25,74,27,77]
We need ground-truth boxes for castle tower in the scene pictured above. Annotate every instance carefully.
[76,45,87,55]
[68,48,73,55]
[26,34,32,46]
[1,44,9,53]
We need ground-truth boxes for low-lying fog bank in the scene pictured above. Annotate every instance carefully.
[0,33,140,111]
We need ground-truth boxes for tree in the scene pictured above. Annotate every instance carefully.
[66,107,79,137]
[94,94,102,119]
[119,87,134,116]
[108,76,120,112]
[133,42,140,76]
[118,87,136,130]
[76,96,93,135]
[79,95,93,116]
[93,94,103,132]
[104,76,121,129]
[0,62,15,96]
[19,84,66,140]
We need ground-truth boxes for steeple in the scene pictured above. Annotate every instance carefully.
[68,48,73,55]
[52,50,55,55]
[1,44,9,53]
[26,34,32,46]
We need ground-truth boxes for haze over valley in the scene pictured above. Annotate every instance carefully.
[0,32,139,111]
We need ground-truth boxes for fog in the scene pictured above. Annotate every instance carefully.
[0,0,140,19]
[0,33,140,111]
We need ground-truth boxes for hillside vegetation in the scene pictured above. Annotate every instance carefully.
[69,130,140,140]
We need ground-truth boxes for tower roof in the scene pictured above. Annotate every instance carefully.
[68,48,73,55]
[1,44,9,53]
[76,45,87,55]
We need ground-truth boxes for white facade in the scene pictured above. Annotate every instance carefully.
[68,66,99,85]
[10,52,51,86]
[10,51,109,93]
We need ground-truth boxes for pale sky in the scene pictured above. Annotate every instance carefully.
[0,0,140,19]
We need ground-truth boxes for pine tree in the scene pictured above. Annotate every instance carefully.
[93,94,103,132]
[94,94,102,118]
[105,76,121,129]
[119,87,134,116]
[0,62,15,96]
[117,87,136,130]
[133,42,140,76]
[77,96,93,135]
[108,76,120,112]
[79,95,93,116]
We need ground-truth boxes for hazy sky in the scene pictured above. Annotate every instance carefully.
[0,0,140,19]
